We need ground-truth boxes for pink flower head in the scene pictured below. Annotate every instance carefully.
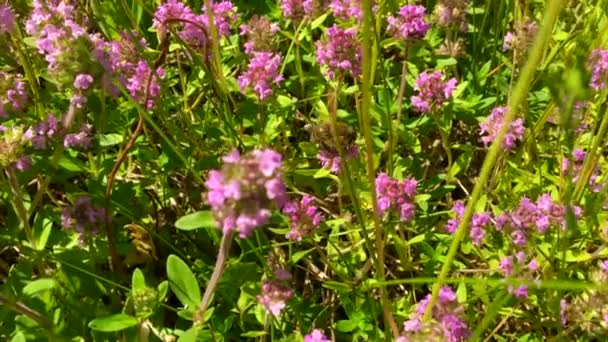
[411,71,457,113]
[283,195,325,241]
[304,329,332,342]
[375,172,418,223]
[0,3,15,34]
[317,144,359,174]
[562,148,603,193]
[330,0,362,21]
[257,281,292,316]
[387,5,430,42]
[201,1,239,39]
[316,25,362,80]
[205,149,286,238]
[62,196,108,236]
[238,52,283,101]
[64,123,93,149]
[479,106,525,150]
[1,73,28,118]
[403,286,469,342]
[589,49,608,91]
[468,211,491,245]
[240,15,279,54]
[433,0,469,32]
[74,74,94,90]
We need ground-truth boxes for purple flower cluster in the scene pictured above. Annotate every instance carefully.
[387,5,431,42]
[238,52,283,101]
[318,144,359,174]
[25,113,94,150]
[70,73,94,109]
[127,61,165,110]
[0,3,15,35]
[25,114,61,150]
[399,286,470,342]
[257,270,293,316]
[25,0,89,73]
[304,329,332,342]
[562,149,602,192]
[375,172,417,223]
[496,194,581,247]
[433,0,469,32]
[240,16,280,54]
[316,25,362,80]
[479,106,525,150]
[93,33,165,109]
[444,201,492,245]
[206,149,287,238]
[281,0,324,20]
[283,195,325,241]
[498,251,538,299]
[588,49,608,91]
[0,73,28,118]
[61,196,108,236]
[153,0,238,49]
[503,19,538,52]
[411,71,457,113]
[330,0,362,21]
[64,123,93,149]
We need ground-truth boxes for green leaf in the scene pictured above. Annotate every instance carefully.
[322,281,351,292]
[335,319,358,332]
[177,328,198,342]
[23,278,56,296]
[97,133,123,147]
[88,314,138,332]
[241,331,267,337]
[310,12,328,29]
[58,155,87,172]
[132,268,145,291]
[175,211,216,231]
[158,281,169,302]
[10,332,26,342]
[290,248,315,263]
[166,255,200,309]
[33,216,52,251]
[407,234,426,245]
[276,95,295,108]
[456,282,467,303]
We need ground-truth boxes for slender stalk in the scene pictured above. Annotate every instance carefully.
[194,231,234,327]
[6,168,35,246]
[572,102,608,202]
[203,0,223,84]
[422,0,566,322]
[389,54,409,177]
[0,294,55,333]
[360,0,399,337]
[328,82,377,266]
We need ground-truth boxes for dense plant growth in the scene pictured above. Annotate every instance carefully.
[1,0,608,341]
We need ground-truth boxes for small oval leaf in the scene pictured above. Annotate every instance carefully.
[88,314,138,332]
[175,211,216,231]
[166,255,201,309]
[23,278,56,296]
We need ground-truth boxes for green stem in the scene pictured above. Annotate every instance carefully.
[0,294,55,336]
[6,168,35,247]
[360,0,399,337]
[194,231,234,327]
[572,101,608,202]
[422,0,566,322]
[389,54,409,177]
[204,0,223,84]
[11,34,42,118]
